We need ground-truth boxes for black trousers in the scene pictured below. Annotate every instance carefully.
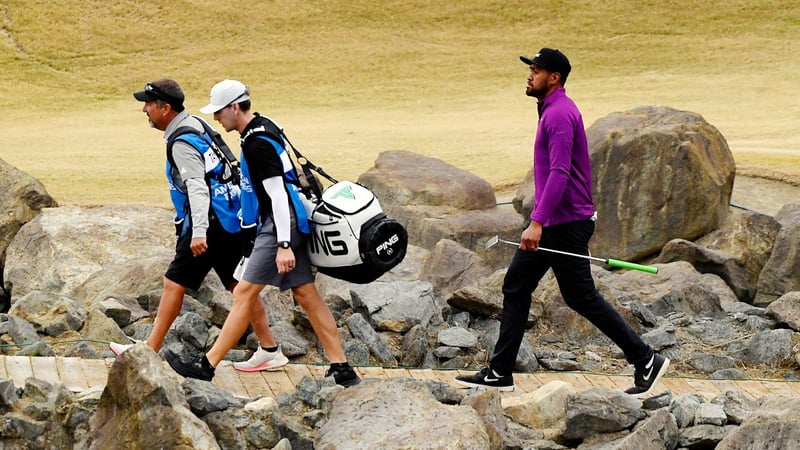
[489,219,652,375]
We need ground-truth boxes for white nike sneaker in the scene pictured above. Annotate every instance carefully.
[233,346,289,372]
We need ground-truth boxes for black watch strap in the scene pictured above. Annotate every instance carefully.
[278,241,291,249]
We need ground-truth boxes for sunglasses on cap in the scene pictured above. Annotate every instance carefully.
[144,83,182,105]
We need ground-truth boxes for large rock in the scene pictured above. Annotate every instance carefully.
[4,205,174,302]
[358,151,524,270]
[88,343,220,449]
[716,396,800,449]
[754,204,800,306]
[655,239,752,303]
[589,106,735,260]
[315,378,490,449]
[515,106,735,262]
[657,208,781,303]
[0,158,58,268]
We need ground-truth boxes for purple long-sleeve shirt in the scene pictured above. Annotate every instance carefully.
[530,87,595,227]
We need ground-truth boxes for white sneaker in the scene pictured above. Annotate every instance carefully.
[109,342,133,356]
[233,346,289,372]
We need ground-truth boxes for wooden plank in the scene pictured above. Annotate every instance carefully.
[212,362,250,398]
[405,368,438,381]
[582,374,620,390]
[513,372,543,394]
[55,357,90,391]
[659,377,696,397]
[29,356,60,385]
[781,381,800,397]
[305,364,327,379]
[709,379,745,397]
[758,380,799,398]
[5,355,33,388]
[81,358,109,389]
[356,366,387,382]
[558,372,596,393]
[606,375,635,393]
[733,380,773,399]
[383,367,413,379]
[0,356,9,379]
[233,369,274,399]
[284,364,314,386]
[261,368,295,396]
[683,378,723,399]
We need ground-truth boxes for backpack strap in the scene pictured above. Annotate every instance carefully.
[166,126,208,171]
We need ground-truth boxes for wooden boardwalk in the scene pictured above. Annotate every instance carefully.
[2,355,799,401]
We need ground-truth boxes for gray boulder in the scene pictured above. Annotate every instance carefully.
[717,396,800,450]
[88,343,220,449]
[358,150,524,270]
[0,157,58,268]
[563,388,646,440]
[588,106,735,261]
[315,378,491,449]
[755,204,800,306]
[4,205,174,302]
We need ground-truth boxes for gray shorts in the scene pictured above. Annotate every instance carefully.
[243,215,315,290]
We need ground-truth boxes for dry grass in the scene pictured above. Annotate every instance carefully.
[1,0,799,206]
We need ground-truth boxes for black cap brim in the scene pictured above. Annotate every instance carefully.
[520,56,536,65]
[133,90,157,102]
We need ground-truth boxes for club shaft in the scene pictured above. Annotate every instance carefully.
[495,237,657,274]
[498,239,606,263]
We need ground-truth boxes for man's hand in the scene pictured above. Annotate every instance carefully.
[276,247,296,274]
[520,221,542,251]
[191,237,208,256]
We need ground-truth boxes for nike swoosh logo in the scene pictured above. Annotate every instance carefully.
[642,355,656,381]
[483,376,499,382]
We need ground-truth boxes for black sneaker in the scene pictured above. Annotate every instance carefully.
[454,367,515,392]
[625,353,670,398]
[165,350,215,381]
[325,363,361,387]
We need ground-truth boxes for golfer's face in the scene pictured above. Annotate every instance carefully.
[525,66,551,98]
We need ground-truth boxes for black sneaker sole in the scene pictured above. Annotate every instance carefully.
[454,378,515,392]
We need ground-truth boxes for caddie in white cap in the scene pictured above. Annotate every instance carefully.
[166,79,362,388]
[199,79,251,114]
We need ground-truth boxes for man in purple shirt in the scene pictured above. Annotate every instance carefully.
[456,48,668,397]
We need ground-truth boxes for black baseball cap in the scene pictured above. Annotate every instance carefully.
[133,79,185,111]
[520,48,571,81]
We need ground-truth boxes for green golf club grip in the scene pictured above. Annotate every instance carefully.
[607,258,658,274]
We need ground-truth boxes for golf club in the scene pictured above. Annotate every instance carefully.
[485,235,659,274]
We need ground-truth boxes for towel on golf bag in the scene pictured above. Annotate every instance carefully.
[306,181,407,283]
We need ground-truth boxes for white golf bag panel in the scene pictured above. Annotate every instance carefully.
[307,181,408,283]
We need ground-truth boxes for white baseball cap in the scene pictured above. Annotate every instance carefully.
[199,79,250,114]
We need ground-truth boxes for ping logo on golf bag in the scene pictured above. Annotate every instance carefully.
[307,181,408,283]
[310,229,349,256]
[376,234,400,256]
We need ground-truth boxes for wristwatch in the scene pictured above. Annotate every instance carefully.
[278,241,291,249]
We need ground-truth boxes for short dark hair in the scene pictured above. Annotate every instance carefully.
[237,99,251,112]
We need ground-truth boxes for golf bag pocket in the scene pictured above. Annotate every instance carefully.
[307,181,408,283]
